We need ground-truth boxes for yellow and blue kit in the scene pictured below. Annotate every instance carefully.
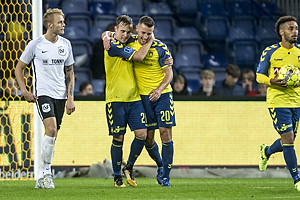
[256,42,300,108]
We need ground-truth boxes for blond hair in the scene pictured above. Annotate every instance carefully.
[200,69,215,80]
[43,8,65,29]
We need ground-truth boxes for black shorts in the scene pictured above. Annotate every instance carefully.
[36,95,66,130]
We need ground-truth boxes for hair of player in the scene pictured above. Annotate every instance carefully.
[138,16,155,28]
[275,15,297,39]
[116,15,133,27]
[43,8,65,29]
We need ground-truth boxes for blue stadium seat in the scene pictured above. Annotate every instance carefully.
[226,0,254,18]
[153,25,173,43]
[182,72,201,94]
[63,26,90,41]
[61,0,89,17]
[214,70,226,85]
[231,16,257,31]
[199,1,227,19]
[177,41,203,56]
[65,15,92,34]
[47,0,60,8]
[259,1,282,17]
[174,53,202,72]
[94,15,116,29]
[232,41,259,70]
[164,41,177,55]
[228,27,255,44]
[144,2,173,17]
[71,41,92,68]
[173,27,201,44]
[116,2,143,17]
[74,68,92,96]
[203,16,229,40]
[256,26,280,53]
[89,26,105,43]
[91,79,106,95]
[258,16,277,30]
[89,0,116,19]
[153,16,175,33]
[202,53,228,70]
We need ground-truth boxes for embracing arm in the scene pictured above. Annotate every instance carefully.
[15,60,38,102]
[65,64,75,115]
[149,66,173,101]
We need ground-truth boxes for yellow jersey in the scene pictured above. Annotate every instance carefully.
[127,36,173,95]
[104,39,141,103]
[256,42,300,108]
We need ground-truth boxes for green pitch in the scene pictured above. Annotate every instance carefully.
[1,178,300,200]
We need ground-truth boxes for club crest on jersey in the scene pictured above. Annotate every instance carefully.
[274,67,280,75]
[58,46,66,56]
[42,103,51,113]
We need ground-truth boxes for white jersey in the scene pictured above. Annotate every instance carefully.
[19,35,74,99]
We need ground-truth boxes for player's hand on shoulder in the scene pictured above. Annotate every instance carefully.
[270,74,286,87]
[23,91,38,103]
[103,33,115,51]
[164,54,173,66]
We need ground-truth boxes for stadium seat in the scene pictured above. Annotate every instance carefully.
[199,1,227,19]
[116,2,143,17]
[174,53,202,72]
[61,0,89,17]
[89,0,116,19]
[232,41,259,70]
[202,53,228,70]
[144,2,173,17]
[89,26,105,43]
[182,72,201,94]
[94,15,116,29]
[258,16,277,30]
[153,25,173,43]
[203,16,229,40]
[65,15,92,34]
[153,16,175,33]
[259,1,282,17]
[231,16,257,31]
[63,26,90,41]
[71,41,92,68]
[173,27,201,44]
[177,41,203,56]
[47,0,60,8]
[226,0,254,18]
[228,27,255,44]
[164,41,177,55]
[74,68,92,83]
[91,79,106,95]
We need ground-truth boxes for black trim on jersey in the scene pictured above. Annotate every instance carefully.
[32,60,38,97]
[35,99,44,120]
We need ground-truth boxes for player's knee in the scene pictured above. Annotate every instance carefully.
[145,137,154,146]
[45,127,57,137]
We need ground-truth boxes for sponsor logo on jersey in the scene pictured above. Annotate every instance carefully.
[51,59,64,65]
[42,50,48,53]
[274,58,283,61]
[58,46,66,56]
[42,103,51,113]
[43,60,48,64]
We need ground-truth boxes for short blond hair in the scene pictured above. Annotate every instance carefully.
[200,69,215,80]
[43,8,65,29]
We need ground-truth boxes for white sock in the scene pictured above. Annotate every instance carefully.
[42,135,56,176]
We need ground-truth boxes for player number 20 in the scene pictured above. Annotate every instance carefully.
[160,110,170,121]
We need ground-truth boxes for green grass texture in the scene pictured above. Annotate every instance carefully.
[1,178,300,200]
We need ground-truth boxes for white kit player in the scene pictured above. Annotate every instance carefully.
[15,8,75,189]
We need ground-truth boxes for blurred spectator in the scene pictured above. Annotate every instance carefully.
[242,69,259,96]
[257,83,268,96]
[217,64,246,96]
[79,81,94,96]
[89,23,116,79]
[172,74,189,96]
[3,76,20,98]
[193,69,219,96]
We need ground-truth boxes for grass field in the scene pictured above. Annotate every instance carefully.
[1,178,300,200]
